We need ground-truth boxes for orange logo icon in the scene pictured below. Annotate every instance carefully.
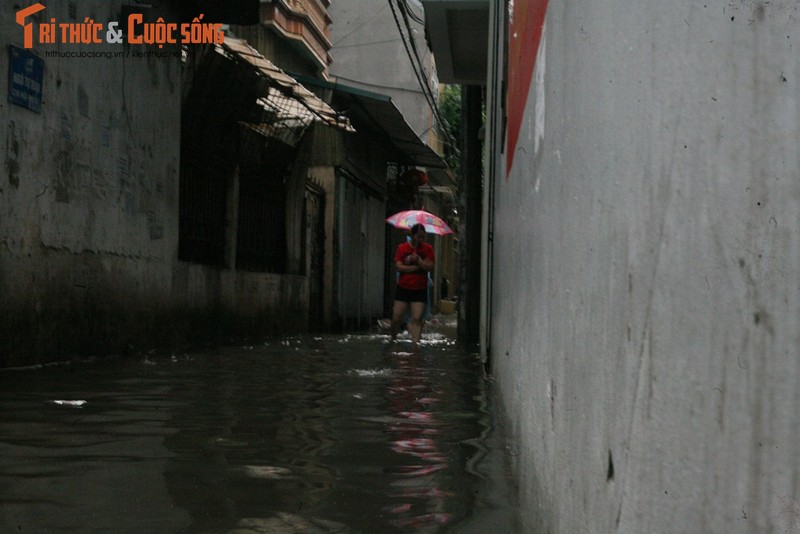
[16,3,46,49]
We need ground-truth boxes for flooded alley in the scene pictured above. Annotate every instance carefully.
[0,320,519,533]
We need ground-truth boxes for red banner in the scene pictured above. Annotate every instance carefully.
[506,0,548,176]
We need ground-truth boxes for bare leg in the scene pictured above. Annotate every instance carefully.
[407,301,426,345]
[391,300,409,341]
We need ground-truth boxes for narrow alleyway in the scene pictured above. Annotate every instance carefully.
[0,317,519,533]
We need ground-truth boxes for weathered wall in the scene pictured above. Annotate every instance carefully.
[0,2,181,365]
[172,263,308,336]
[1,2,309,366]
[489,1,800,532]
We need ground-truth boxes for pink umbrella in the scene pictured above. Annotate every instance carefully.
[386,210,453,235]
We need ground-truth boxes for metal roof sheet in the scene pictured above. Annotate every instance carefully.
[216,38,354,134]
[292,74,447,170]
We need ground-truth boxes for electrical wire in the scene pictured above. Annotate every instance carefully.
[398,0,425,25]
[387,0,459,156]
[396,0,459,153]
[388,1,434,116]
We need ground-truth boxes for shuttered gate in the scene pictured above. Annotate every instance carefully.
[335,172,386,329]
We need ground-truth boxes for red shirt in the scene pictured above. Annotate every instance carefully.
[395,241,434,290]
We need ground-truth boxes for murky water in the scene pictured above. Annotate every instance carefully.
[0,327,518,533]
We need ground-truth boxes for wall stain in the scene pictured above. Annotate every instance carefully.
[5,121,21,188]
[726,0,800,23]
[55,150,73,203]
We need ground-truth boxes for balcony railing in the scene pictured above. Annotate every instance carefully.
[279,0,331,40]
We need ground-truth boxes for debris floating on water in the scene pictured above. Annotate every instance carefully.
[51,400,86,407]
[350,368,393,377]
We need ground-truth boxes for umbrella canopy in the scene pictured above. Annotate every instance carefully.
[386,210,453,235]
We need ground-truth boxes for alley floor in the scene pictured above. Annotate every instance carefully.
[0,316,520,533]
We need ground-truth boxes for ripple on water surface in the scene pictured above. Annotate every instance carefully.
[0,330,513,532]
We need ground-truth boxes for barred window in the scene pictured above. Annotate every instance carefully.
[235,174,287,273]
[234,140,295,273]
[178,159,227,267]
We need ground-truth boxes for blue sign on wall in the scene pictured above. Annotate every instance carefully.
[8,45,44,113]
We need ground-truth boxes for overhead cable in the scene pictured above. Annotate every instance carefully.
[388,0,459,155]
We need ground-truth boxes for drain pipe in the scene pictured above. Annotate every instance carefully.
[480,0,504,368]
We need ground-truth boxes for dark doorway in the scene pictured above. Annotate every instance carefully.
[306,183,326,330]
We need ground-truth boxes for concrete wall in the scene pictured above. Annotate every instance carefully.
[1,2,308,366]
[488,1,800,532]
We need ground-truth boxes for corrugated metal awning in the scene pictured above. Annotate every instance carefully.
[291,74,447,170]
[215,38,353,143]
[332,83,446,169]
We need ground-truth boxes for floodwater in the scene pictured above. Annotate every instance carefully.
[0,322,519,533]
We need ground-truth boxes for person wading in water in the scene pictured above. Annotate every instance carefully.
[391,224,434,345]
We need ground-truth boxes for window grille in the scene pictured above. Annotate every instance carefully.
[235,176,287,273]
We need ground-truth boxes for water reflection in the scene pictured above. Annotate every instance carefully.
[0,329,510,532]
[385,349,458,530]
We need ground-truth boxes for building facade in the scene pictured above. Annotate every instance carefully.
[328,0,437,146]
[228,0,453,328]
[0,0,354,365]
[329,0,458,317]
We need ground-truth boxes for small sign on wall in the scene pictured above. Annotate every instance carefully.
[8,45,44,113]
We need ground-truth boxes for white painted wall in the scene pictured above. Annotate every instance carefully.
[489,2,800,532]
